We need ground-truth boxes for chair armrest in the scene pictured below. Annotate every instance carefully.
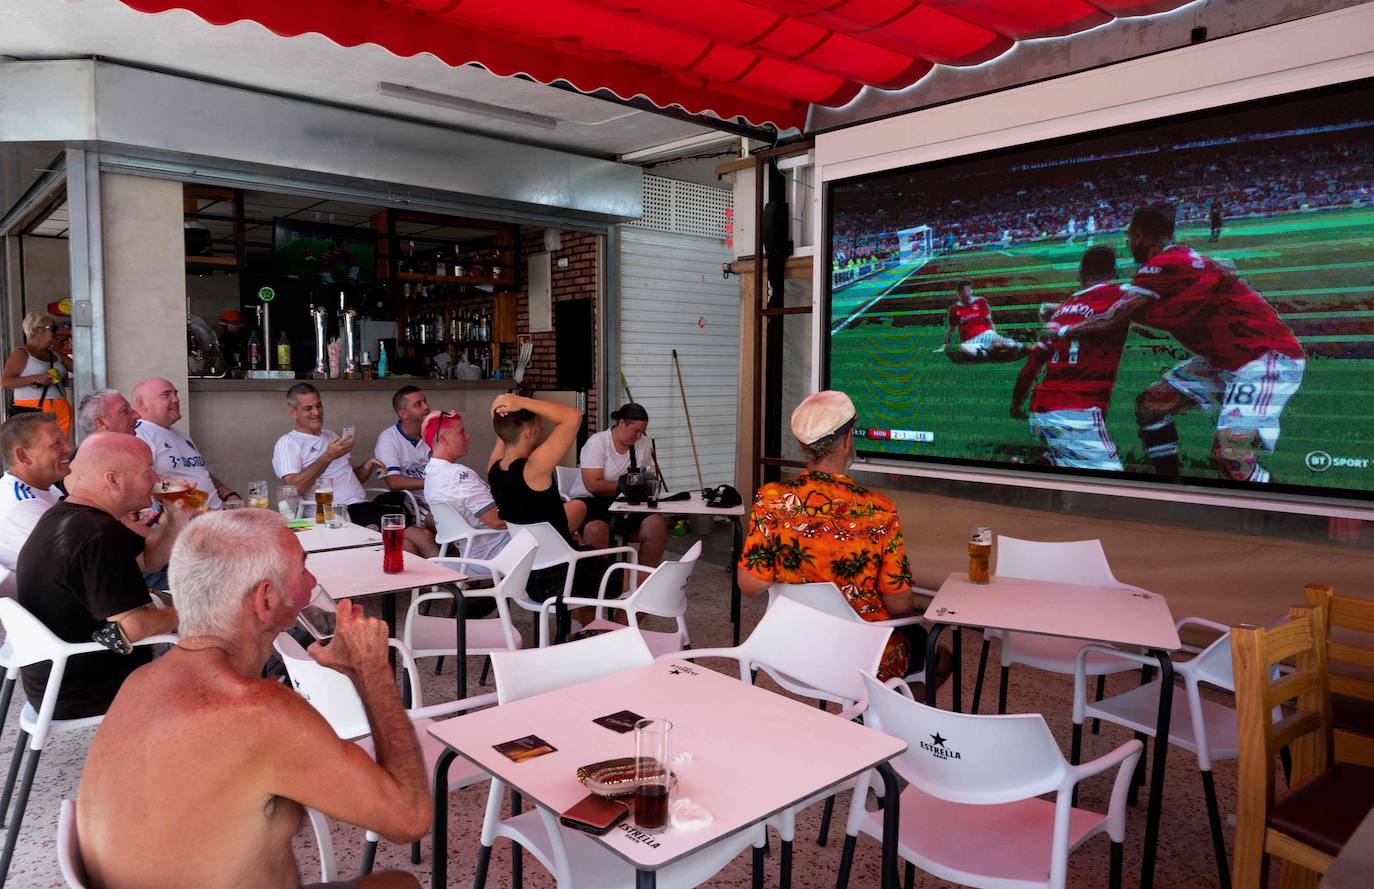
[1071,643,1156,722]
[884,677,916,699]
[539,595,632,617]
[1175,616,1228,633]
[869,614,927,629]
[568,545,639,563]
[408,691,499,721]
[659,647,749,681]
[428,555,501,576]
[387,638,425,709]
[595,562,656,601]
[834,700,869,722]
[1064,739,1143,842]
[133,634,178,648]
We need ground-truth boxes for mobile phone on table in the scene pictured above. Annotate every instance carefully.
[559,794,630,835]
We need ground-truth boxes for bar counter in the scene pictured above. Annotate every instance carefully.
[187,377,511,499]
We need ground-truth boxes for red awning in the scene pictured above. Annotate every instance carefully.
[116,0,1192,131]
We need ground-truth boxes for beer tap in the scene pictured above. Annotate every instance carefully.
[342,309,359,378]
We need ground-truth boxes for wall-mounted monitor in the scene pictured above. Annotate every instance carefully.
[272,219,376,286]
[825,77,1374,502]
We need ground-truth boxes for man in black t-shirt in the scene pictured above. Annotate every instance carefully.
[17,433,186,719]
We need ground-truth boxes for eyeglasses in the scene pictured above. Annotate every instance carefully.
[433,410,464,438]
[33,325,56,332]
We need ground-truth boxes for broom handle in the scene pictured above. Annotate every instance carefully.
[672,349,705,489]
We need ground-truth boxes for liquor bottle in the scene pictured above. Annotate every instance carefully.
[401,240,415,274]
[276,331,291,370]
[377,342,389,378]
[247,330,261,370]
[361,350,373,381]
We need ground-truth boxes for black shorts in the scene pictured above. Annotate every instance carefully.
[526,553,624,604]
[345,492,414,530]
[577,495,647,537]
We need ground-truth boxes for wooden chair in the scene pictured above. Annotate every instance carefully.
[1303,583,1374,767]
[1232,602,1374,889]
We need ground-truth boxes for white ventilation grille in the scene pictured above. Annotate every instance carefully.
[625,175,732,240]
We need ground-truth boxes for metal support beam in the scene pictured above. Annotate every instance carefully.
[65,148,105,405]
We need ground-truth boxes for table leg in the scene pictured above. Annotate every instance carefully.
[876,761,901,889]
[951,626,963,712]
[636,869,657,888]
[924,624,948,707]
[454,587,468,700]
[1139,650,1174,889]
[431,747,457,889]
[730,517,743,646]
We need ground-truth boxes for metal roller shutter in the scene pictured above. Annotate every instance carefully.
[616,226,739,490]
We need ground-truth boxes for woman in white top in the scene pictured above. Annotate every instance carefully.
[577,402,668,567]
[3,311,73,435]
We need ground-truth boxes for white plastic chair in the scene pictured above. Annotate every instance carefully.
[670,596,894,879]
[403,533,538,677]
[274,632,498,873]
[56,797,339,887]
[767,582,928,686]
[502,520,637,642]
[555,466,582,502]
[970,536,1144,716]
[473,629,765,889]
[536,540,702,652]
[0,598,176,884]
[431,499,509,560]
[837,672,1143,889]
[1071,618,1240,888]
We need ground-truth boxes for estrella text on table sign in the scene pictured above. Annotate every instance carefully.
[618,823,663,849]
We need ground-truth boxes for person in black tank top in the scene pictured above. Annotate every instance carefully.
[488,395,620,636]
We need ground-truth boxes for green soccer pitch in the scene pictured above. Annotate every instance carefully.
[828,207,1374,494]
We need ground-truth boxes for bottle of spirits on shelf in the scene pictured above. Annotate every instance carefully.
[276,330,291,370]
[401,240,416,274]
[248,330,261,371]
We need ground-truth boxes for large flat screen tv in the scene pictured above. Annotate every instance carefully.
[272,219,376,286]
[825,78,1374,502]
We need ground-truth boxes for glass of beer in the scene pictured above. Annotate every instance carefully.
[633,718,672,833]
[314,478,334,525]
[968,525,993,584]
[248,480,270,511]
[152,479,194,509]
[381,513,405,574]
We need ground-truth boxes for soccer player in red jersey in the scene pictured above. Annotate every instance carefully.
[941,280,1025,364]
[1061,206,1306,483]
[1012,247,1136,470]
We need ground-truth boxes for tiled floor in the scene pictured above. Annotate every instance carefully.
[2,527,1272,887]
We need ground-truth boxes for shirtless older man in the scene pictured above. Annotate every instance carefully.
[77,509,428,889]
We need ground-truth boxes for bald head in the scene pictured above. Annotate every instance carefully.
[131,377,181,428]
[67,432,157,517]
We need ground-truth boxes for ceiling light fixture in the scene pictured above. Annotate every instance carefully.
[378,81,559,130]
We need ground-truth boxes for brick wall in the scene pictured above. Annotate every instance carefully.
[515,228,600,435]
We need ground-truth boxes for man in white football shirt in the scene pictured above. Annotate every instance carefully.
[375,385,431,506]
[273,384,435,556]
[422,410,506,576]
[133,377,234,508]
[0,413,71,597]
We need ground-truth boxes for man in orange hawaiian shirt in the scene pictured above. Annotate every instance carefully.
[738,390,947,685]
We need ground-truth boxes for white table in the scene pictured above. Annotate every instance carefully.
[306,547,470,697]
[428,658,908,889]
[923,572,1181,889]
[611,491,749,644]
[293,521,383,553]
